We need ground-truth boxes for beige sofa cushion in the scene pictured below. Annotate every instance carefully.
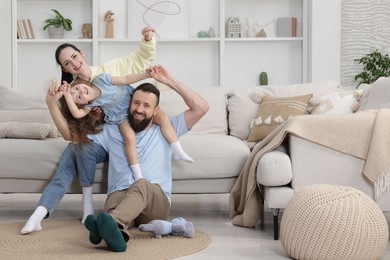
[0,138,68,180]
[0,109,54,124]
[227,81,340,140]
[0,122,57,139]
[0,85,47,109]
[358,76,390,111]
[173,134,250,180]
[0,86,60,138]
[159,86,228,135]
[247,94,312,142]
[0,109,60,137]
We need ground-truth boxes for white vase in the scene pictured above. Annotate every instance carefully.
[48,25,64,39]
[207,26,216,38]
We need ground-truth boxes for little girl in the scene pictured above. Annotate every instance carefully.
[60,69,193,181]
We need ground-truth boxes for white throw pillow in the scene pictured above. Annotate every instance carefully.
[311,91,359,115]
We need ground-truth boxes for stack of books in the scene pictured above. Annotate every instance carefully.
[276,17,297,37]
[17,19,35,39]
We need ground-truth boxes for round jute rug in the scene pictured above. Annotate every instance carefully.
[0,219,212,260]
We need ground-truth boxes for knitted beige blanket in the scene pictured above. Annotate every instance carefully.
[229,108,390,227]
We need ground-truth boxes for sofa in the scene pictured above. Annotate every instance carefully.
[1,79,389,236]
[0,84,250,195]
[255,77,390,239]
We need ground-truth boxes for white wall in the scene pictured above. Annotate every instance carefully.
[340,1,390,88]
[0,0,12,87]
[2,0,343,88]
[308,0,341,84]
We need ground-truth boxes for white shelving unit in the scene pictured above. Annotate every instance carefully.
[11,0,307,91]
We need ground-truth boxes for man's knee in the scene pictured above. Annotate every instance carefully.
[130,178,154,194]
[135,178,149,186]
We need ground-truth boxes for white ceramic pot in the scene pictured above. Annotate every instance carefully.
[48,25,64,39]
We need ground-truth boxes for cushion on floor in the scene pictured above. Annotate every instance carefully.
[280,184,389,260]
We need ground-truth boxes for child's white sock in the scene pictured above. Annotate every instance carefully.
[171,141,193,162]
[130,164,143,180]
[82,186,94,224]
[20,206,47,235]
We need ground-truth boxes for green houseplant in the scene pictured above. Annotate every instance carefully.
[259,71,268,85]
[43,9,72,39]
[354,50,390,88]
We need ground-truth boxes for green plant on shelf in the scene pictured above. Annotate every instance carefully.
[43,9,72,31]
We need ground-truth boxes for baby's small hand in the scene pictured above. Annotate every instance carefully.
[142,26,156,41]
[149,65,170,85]
[60,81,72,94]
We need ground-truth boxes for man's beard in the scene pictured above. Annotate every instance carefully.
[128,112,153,132]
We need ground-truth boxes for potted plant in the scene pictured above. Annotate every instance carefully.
[354,50,390,88]
[43,9,72,39]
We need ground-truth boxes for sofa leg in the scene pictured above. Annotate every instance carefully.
[260,201,265,229]
[272,208,280,240]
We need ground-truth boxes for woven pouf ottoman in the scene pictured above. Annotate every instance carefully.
[280,184,389,260]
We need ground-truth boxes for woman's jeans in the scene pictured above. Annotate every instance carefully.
[38,142,108,217]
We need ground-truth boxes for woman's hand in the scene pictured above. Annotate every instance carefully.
[45,82,71,140]
[142,26,156,41]
[59,81,72,97]
[46,82,64,105]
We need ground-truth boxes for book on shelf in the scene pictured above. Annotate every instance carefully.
[17,19,35,39]
[16,21,22,39]
[17,20,24,39]
[276,17,297,37]
[26,19,35,39]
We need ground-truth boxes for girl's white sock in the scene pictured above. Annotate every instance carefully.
[130,164,143,180]
[171,141,193,162]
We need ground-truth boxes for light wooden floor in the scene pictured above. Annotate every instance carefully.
[0,193,389,259]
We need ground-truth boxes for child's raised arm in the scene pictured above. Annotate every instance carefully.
[60,81,91,119]
[111,70,150,85]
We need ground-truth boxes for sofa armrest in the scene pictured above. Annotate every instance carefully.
[283,134,390,211]
[289,135,368,190]
[256,145,292,186]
